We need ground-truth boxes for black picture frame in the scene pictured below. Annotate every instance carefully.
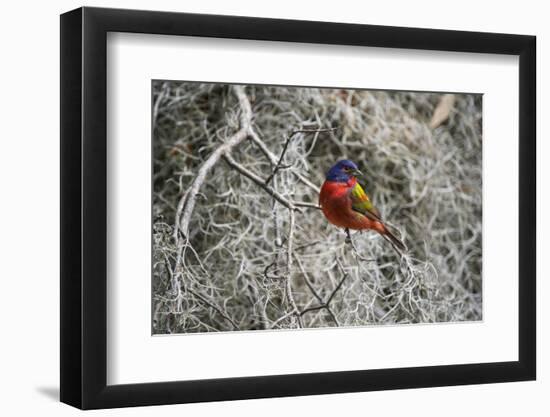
[60,6,536,410]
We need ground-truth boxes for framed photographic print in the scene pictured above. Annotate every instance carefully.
[60,6,536,409]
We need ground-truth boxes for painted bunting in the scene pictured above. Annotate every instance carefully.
[319,160,406,252]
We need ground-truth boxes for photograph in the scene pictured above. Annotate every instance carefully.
[151,81,482,334]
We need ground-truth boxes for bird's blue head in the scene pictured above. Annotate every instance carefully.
[325,160,363,182]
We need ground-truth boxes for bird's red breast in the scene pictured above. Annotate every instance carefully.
[319,179,384,232]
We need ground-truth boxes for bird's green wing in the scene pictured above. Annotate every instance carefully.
[350,181,382,222]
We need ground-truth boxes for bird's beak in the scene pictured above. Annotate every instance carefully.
[351,168,364,178]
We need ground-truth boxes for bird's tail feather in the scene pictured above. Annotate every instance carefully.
[382,226,407,253]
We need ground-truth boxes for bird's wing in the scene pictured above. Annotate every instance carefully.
[350,181,382,222]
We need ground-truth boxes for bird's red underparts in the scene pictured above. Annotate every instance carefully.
[319,178,386,234]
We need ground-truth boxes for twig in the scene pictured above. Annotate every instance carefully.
[187,289,239,330]
[294,255,324,304]
[296,256,349,326]
[345,228,376,263]
[293,202,322,210]
[285,209,303,327]
[294,255,340,326]
[223,153,296,210]
[327,258,350,305]
[265,127,338,185]
[269,310,297,329]
[177,85,252,237]
[248,130,321,194]
[263,261,282,280]
[300,304,327,316]
[294,240,323,251]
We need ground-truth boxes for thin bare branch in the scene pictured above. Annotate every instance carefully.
[265,127,339,185]
[248,129,321,194]
[223,153,296,210]
[187,289,239,330]
[294,254,340,326]
[345,228,376,263]
[285,209,303,327]
[177,85,252,237]
[294,201,322,210]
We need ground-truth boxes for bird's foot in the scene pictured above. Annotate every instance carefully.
[344,228,352,245]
